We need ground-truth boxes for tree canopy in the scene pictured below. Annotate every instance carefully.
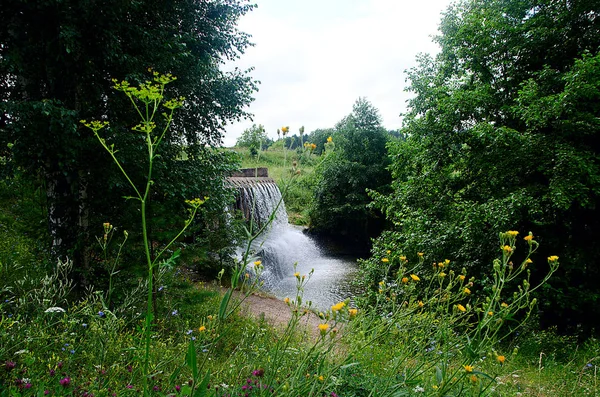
[365,0,600,333]
[0,0,257,269]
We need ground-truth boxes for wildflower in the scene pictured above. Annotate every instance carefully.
[59,377,71,387]
[439,272,446,278]
[348,308,358,317]
[207,315,214,321]
[327,136,333,143]
[318,323,329,334]
[501,302,509,308]
[253,260,262,267]
[175,385,181,393]
[470,375,478,383]
[417,252,424,257]
[330,393,339,397]
[413,385,425,393]
[437,262,444,268]
[463,287,471,295]
[171,309,178,316]
[98,311,105,317]
[410,274,420,281]
[488,311,493,316]
[399,256,407,261]
[252,369,264,377]
[331,302,345,312]
[199,326,206,332]
[444,259,450,266]
[186,329,193,335]
[502,245,512,253]
[548,255,559,262]
[457,304,466,312]
[402,277,409,284]
[379,280,385,286]
[5,361,15,371]
[381,258,389,263]
[524,234,533,241]
[507,231,519,237]
[459,275,466,281]
[318,375,324,382]
[284,297,290,305]
[293,272,300,277]
[418,301,424,308]
[464,365,474,373]
[245,273,249,278]
[497,355,506,364]
[526,258,533,264]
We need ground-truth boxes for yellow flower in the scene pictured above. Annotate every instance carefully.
[524,234,534,241]
[207,315,214,321]
[318,323,329,334]
[327,136,333,143]
[294,272,300,277]
[399,256,407,261]
[507,231,519,237]
[331,302,345,312]
[402,277,409,284]
[463,287,471,295]
[418,301,424,308]
[470,374,478,383]
[439,272,447,278]
[245,273,250,278]
[318,375,324,382]
[311,143,316,150]
[548,255,559,262]
[386,250,391,254]
[437,262,444,268]
[488,311,493,316]
[253,260,262,267]
[199,326,206,332]
[501,302,509,308]
[284,297,290,304]
[349,308,358,317]
[502,245,512,253]
[526,258,533,264]
[464,365,474,373]
[381,258,389,263]
[417,252,424,257]
[497,355,506,364]
[459,275,466,281]
[444,259,450,266]
[457,304,466,312]
[379,280,385,286]
[410,274,420,281]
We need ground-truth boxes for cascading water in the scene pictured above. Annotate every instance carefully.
[234,179,358,311]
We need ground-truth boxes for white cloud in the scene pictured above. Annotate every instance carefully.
[222,0,453,146]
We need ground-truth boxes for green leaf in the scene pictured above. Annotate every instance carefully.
[185,340,198,380]
[219,290,232,320]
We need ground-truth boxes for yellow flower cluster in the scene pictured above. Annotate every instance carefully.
[548,255,559,262]
[331,302,346,312]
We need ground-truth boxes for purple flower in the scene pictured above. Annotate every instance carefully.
[171,310,178,316]
[175,385,181,393]
[24,383,32,389]
[98,311,105,317]
[5,361,16,371]
[126,384,133,389]
[330,393,339,397]
[186,329,193,335]
[59,377,71,387]
[44,390,50,395]
[70,349,75,354]
[252,368,264,377]
[49,369,56,376]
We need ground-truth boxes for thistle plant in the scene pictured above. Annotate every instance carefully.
[82,72,206,396]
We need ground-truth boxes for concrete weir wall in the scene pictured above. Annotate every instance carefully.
[227,168,286,225]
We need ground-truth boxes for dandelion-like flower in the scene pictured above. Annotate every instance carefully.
[402,277,409,284]
[253,260,262,267]
[199,326,206,332]
[548,255,559,262]
[381,258,389,263]
[463,287,471,295]
[502,245,512,253]
[410,274,420,281]
[327,136,333,143]
[418,301,424,308]
[497,355,506,364]
[284,297,290,305]
[331,302,345,312]
[524,234,533,241]
[318,323,329,335]
[464,365,474,373]
[294,272,300,277]
[417,252,424,257]
[458,275,466,281]
[439,272,447,278]
[348,308,358,317]
[501,302,509,308]
[457,304,466,312]
[507,231,519,237]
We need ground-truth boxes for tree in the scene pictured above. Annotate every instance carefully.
[310,98,391,250]
[0,1,257,269]
[235,124,272,150]
[368,0,600,334]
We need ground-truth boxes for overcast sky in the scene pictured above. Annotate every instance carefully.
[222,0,454,147]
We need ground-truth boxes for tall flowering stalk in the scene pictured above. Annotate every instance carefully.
[82,72,205,396]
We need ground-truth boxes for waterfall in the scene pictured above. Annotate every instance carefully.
[231,176,358,310]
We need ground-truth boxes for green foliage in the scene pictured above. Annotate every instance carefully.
[371,0,600,334]
[0,0,257,265]
[310,98,391,249]
[236,124,273,152]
